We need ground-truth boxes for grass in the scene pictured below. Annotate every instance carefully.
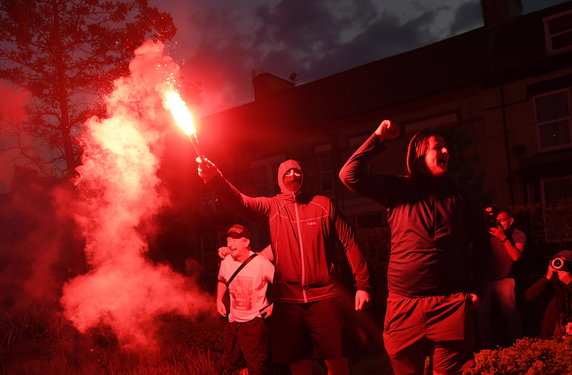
[0,304,392,375]
[0,307,225,375]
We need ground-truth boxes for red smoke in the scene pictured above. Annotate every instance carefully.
[60,40,212,350]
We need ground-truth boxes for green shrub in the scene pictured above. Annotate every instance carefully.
[465,337,572,375]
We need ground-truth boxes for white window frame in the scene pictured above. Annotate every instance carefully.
[533,89,572,152]
[315,144,334,194]
[250,154,285,196]
[544,9,572,55]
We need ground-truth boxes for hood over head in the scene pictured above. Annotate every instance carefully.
[555,250,572,264]
[278,159,303,197]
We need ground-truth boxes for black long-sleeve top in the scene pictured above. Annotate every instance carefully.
[339,133,487,297]
[525,276,572,339]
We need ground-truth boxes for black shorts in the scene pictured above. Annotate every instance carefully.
[270,298,346,363]
[222,317,270,375]
[383,292,475,374]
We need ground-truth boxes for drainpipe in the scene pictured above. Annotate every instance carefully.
[499,84,515,205]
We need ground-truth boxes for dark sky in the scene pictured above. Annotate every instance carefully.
[140,1,568,114]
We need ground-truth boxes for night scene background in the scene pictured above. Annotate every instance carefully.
[1,0,571,374]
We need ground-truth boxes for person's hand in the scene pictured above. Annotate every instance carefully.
[216,299,227,317]
[469,293,479,309]
[355,290,371,311]
[197,157,219,183]
[556,270,572,285]
[374,120,400,142]
[489,226,507,241]
[260,303,273,318]
[218,246,230,259]
[546,264,555,280]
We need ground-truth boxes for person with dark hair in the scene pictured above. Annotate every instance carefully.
[198,158,371,375]
[477,208,525,348]
[217,224,274,375]
[525,250,572,339]
[339,120,488,375]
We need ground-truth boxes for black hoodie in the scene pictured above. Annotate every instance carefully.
[208,159,370,303]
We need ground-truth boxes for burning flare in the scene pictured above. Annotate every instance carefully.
[162,89,204,160]
[162,90,196,136]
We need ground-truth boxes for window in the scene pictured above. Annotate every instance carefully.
[315,144,334,193]
[250,154,285,196]
[200,184,225,215]
[319,153,334,193]
[253,166,269,196]
[541,176,572,242]
[544,9,572,54]
[533,89,572,151]
[200,230,226,268]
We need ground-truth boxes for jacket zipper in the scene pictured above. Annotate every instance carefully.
[294,202,307,303]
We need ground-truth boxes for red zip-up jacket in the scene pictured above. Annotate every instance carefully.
[208,159,370,303]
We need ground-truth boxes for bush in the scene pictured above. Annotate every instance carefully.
[465,337,572,375]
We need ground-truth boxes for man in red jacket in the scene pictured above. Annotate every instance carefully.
[198,158,371,375]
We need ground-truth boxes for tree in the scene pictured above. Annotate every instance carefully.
[0,0,176,177]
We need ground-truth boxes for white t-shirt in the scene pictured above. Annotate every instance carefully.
[218,252,274,323]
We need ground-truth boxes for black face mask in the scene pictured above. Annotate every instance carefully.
[283,175,302,193]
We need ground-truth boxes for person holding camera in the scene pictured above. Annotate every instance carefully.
[525,250,572,339]
[477,208,525,348]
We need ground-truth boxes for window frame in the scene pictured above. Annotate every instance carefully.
[540,175,572,243]
[532,88,572,152]
[544,8,572,55]
[314,144,334,194]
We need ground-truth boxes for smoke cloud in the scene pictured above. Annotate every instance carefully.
[60,40,212,350]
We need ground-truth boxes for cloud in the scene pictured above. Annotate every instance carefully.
[253,1,451,82]
[450,1,483,35]
[150,0,487,112]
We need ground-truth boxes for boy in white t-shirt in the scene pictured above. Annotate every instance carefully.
[217,224,274,375]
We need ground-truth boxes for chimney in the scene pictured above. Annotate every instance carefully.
[251,69,295,100]
[481,0,522,27]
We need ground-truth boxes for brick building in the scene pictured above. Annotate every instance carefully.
[188,1,572,266]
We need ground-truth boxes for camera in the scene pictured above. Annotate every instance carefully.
[551,256,570,272]
[485,206,498,228]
